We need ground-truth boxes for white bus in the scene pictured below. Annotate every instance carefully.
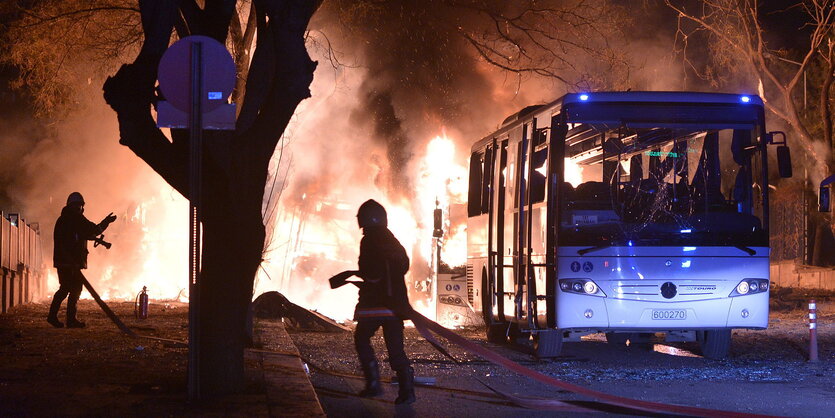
[466,92,792,358]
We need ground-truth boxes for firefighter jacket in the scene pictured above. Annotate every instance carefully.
[53,206,106,269]
[354,225,411,320]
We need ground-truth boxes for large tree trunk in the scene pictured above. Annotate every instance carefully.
[197,202,265,392]
[103,0,318,397]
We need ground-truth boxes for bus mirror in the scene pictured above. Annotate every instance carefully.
[776,145,792,178]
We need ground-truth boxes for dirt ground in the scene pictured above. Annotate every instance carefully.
[290,293,835,417]
[1,290,833,417]
[0,300,271,417]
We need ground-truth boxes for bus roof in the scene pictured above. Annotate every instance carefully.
[562,91,763,106]
[473,91,764,152]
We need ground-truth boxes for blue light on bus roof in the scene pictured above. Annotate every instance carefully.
[680,229,692,233]
[740,95,751,103]
[627,240,633,247]
[579,94,589,101]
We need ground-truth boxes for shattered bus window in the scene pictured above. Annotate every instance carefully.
[560,127,766,248]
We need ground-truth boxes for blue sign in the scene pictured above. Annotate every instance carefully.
[582,262,594,272]
[570,261,581,272]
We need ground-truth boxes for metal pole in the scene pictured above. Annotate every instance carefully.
[809,299,818,362]
[188,41,203,402]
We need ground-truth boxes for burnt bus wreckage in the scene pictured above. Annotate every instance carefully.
[466,92,793,359]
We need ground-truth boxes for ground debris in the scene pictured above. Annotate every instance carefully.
[252,291,350,332]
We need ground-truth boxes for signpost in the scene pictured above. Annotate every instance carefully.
[156,35,236,401]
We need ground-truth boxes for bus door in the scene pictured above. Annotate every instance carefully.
[492,138,509,321]
[503,129,522,320]
[514,124,530,321]
[526,121,551,329]
[485,138,509,322]
[543,116,567,329]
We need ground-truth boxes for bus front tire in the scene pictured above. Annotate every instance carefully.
[697,329,731,359]
[534,329,563,358]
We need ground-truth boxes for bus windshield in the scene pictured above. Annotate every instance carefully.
[559,126,767,248]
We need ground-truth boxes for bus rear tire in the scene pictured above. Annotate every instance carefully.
[534,329,563,358]
[697,329,731,359]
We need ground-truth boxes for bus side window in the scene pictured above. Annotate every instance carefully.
[530,147,547,203]
[530,129,547,204]
[468,151,484,217]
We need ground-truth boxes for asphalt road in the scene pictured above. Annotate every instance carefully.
[289,305,835,417]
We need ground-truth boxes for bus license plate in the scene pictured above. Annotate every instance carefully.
[652,309,686,320]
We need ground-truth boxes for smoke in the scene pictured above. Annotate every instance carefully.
[10,1,811,320]
[252,2,575,318]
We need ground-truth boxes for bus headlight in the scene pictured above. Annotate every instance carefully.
[729,279,769,297]
[559,279,606,297]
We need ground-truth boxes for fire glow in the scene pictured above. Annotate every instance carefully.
[74,186,190,303]
[254,132,470,321]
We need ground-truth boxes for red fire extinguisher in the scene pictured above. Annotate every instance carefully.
[135,286,149,320]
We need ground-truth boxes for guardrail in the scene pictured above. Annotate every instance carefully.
[1,212,46,314]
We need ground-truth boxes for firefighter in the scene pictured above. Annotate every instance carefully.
[46,192,116,328]
[332,199,415,404]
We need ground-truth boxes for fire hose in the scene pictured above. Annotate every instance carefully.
[86,274,775,417]
[402,308,778,418]
[251,347,609,413]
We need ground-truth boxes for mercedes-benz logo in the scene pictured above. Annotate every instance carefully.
[661,282,677,299]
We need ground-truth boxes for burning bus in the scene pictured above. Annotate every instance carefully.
[466,92,793,359]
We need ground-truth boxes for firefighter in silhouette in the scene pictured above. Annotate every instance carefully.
[46,192,116,328]
[329,199,415,404]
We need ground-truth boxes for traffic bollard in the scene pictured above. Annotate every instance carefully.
[809,299,818,362]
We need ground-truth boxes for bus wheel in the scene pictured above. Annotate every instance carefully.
[533,329,563,358]
[697,329,731,359]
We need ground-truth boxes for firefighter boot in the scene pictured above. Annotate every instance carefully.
[46,298,64,328]
[66,319,86,328]
[358,360,382,397]
[394,366,415,404]
[65,302,85,328]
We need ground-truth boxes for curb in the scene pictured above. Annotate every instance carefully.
[253,319,325,417]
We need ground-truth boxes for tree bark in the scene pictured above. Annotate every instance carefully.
[821,46,834,170]
[103,0,318,397]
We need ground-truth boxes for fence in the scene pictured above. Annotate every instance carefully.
[770,261,835,291]
[1,212,46,314]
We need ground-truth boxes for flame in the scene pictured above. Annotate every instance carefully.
[564,157,583,187]
[77,185,190,303]
[64,127,469,323]
[254,131,470,321]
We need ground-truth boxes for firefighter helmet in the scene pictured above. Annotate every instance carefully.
[357,199,387,228]
[66,192,85,207]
